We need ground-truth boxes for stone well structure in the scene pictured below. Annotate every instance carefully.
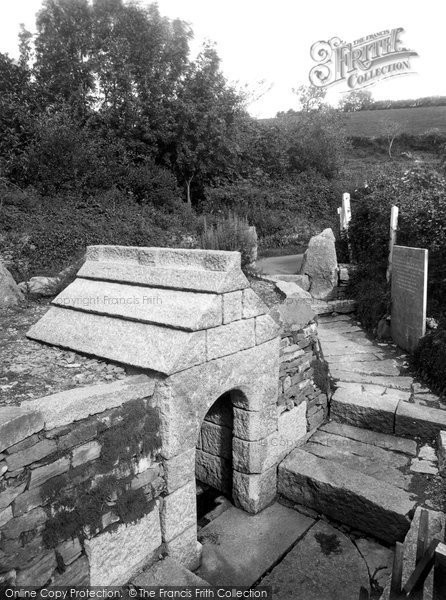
[0,246,328,586]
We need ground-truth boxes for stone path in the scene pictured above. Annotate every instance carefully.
[278,313,446,553]
[196,502,314,586]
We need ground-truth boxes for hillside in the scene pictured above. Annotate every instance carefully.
[344,105,446,137]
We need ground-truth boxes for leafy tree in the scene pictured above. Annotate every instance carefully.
[171,44,243,206]
[293,84,327,112]
[339,89,372,112]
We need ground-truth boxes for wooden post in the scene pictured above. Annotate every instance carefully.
[390,541,404,599]
[433,543,446,600]
[386,205,399,283]
[412,509,430,599]
[342,192,352,229]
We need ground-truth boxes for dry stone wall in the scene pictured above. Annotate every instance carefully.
[0,375,171,588]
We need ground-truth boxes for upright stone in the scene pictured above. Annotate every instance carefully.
[391,245,428,352]
[0,262,24,307]
[300,229,338,300]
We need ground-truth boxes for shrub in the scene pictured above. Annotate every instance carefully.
[413,321,446,394]
[347,265,390,332]
[200,212,257,266]
[348,165,446,321]
[0,187,200,279]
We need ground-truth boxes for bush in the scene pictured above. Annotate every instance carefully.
[200,212,257,266]
[348,165,446,321]
[347,265,390,332]
[0,187,200,279]
[202,170,340,247]
[414,321,446,393]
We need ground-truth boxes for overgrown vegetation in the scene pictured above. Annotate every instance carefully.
[42,399,161,548]
[347,165,446,332]
[413,321,446,395]
[0,1,349,276]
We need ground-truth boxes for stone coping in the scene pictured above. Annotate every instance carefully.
[0,375,157,451]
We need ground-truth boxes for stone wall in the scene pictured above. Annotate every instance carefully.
[0,375,170,588]
[277,321,329,453]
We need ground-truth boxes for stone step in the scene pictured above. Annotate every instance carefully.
[195,502,315,586]
[278,448,416,543]
[330,382,408,434]
[331,382,446,440]
[330,371,414,391]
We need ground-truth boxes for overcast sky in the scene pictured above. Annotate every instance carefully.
[0,0,444,117]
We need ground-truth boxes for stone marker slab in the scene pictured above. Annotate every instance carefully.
[391,245,428,352]
[196,502,314,586]
[279,448,415,543]
[261,520,370,600]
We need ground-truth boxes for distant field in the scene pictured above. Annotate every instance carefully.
[344,105,446,137]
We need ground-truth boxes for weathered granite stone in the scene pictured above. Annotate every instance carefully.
[56,538,82,566]
[255,314,281,345]
[300,228,338,300]
[207,319,255,360]
[223,291,242,324]
[28,306,206,374]
[132,557,207,586]
[410,458,438,474]
[320,421,417,456]
[7,433,40,454]
[242,287,268,319]
[395,402,446,439]
[27,375,155,430]
[278,403,307,451]
[29,457,70,489]
[79,246,250,294]
[0,408,44,453]
[261,520,370,600]
[200,421,232,459]
[15,551,56,587]
[5,439,56,471]
[233,465,277,514]
[195,450,232,493]
[312,299,357,315]
[164,449,195,494]
[279,449,414,542]
[331,383,401,434]
[0,262,24,307]
[355,537,393,590]
[72,441,101,467]
[233,405,277,441]
[269,296,316,333]
[85,504,162,585]
[54,278,223,331]
[165,525,202,571]
[131,466,159,490]
[154,338,279,459]
[161,482,196,543]
[268,274,310,291]
[51,555,89,586]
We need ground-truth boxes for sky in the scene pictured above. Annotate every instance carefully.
[0,0,444,117]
